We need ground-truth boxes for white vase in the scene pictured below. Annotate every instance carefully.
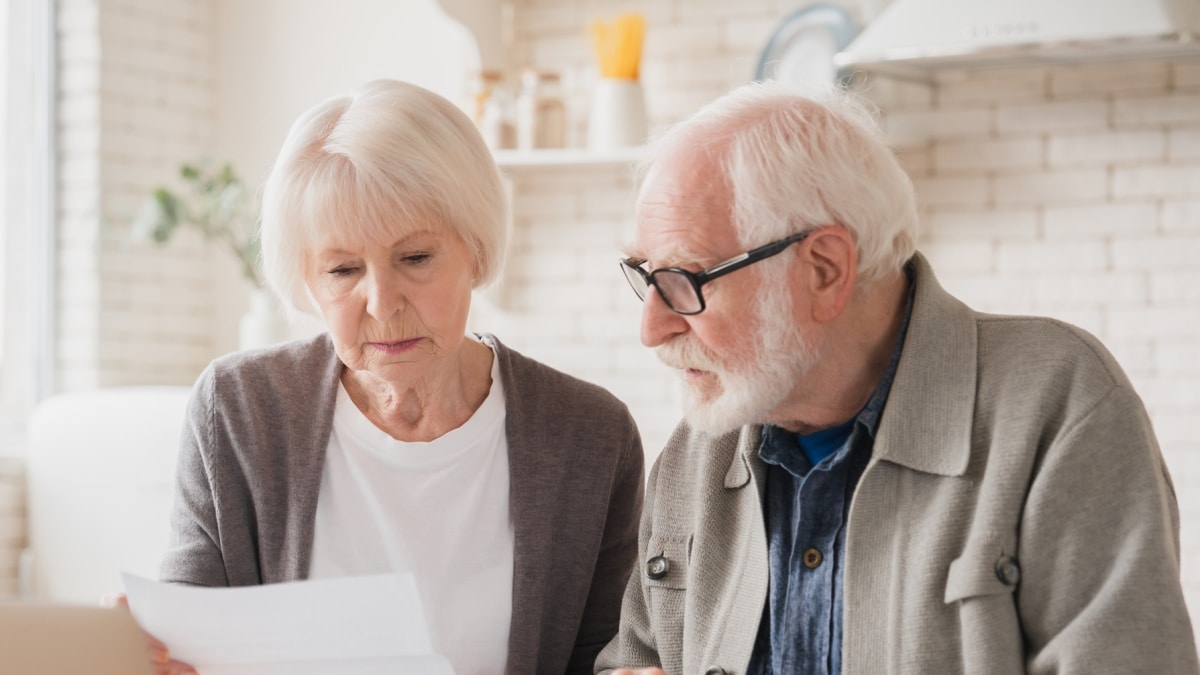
[587,78,648,150]
[238,289,289,351]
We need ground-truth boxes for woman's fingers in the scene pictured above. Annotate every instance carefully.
[98,592,127,609]
[99,591,183,670]
[145,634,170,664]
[156,660,199,675]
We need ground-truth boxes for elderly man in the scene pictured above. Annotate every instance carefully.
[595,81,1198,675]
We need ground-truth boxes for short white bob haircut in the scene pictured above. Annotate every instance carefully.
[259,79,508,315]
[645,80,919,288]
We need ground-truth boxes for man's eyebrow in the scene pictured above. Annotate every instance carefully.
[639,245,714,270]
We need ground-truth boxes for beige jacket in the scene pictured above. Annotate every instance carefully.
[596,254,1198,675]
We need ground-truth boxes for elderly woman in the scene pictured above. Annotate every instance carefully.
[151,79,644,675]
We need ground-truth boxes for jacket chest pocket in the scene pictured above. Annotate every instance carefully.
[645,532,691,590]
[944,536,1025,673]
[944,536,1020,604]
[643,533,692,673]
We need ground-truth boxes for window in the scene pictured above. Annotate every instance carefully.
[1,0,54,453]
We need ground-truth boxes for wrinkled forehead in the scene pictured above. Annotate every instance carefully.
[631,156,737,266]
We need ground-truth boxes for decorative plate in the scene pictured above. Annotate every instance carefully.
[754,3,859,86]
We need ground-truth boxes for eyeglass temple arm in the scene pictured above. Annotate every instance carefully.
[693,231,810,285]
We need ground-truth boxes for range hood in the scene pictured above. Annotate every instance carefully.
[834,0,1200,79]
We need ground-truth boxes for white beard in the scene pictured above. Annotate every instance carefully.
[656,286,820,435]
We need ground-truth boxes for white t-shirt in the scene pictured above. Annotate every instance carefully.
[308,348,512,675]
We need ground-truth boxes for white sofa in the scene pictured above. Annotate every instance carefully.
[25,386,191,603]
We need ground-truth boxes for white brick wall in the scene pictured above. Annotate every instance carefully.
[5,0,220,597]
[508,0,1200,638]
[1048,130,1166,165]
[57,0,217,393]
[0,458,24,599]
[995,99,1109,134]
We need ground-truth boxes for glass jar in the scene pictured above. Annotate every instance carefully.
[467,69,504,129]
[516,68,567,150]
[476,71,515,151]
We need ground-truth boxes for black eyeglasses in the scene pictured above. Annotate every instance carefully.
[619,230,813,315]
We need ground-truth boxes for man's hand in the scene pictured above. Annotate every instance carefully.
[100,593,198,675]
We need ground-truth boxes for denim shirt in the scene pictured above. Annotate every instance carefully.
[747,273,914,675]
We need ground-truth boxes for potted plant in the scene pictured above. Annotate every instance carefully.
[135,161,286,349]
[135,161,263,289]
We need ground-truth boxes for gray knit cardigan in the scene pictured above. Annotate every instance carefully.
[161,333,645,675]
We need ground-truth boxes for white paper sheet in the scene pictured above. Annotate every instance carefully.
[122,573,454,675]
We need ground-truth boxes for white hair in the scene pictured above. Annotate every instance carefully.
[643,80,918,288]
[259,79,509,314]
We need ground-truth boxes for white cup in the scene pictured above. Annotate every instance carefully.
[587,78,648,150]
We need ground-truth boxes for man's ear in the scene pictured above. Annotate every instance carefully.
[797,226,857,323]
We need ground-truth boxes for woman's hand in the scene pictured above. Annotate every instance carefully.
[611,669,668,674]
[100,593,198,675]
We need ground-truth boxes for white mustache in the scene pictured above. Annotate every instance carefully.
[656,337,722,373]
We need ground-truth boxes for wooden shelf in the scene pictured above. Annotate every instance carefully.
[492,146,648,169]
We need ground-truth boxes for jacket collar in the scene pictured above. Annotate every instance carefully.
[724,252,976,485]
[872,253,976,477]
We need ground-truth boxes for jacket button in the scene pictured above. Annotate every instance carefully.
[646,555,669,580]
[995,555,1021,587]
[704,668,728,675]
[802,547,823,569]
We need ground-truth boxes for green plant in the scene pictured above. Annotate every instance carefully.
[135,161,263,289]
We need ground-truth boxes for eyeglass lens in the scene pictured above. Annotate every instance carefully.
[621,263,649,300]
[653,271,701,313]
[620,262,700,313]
